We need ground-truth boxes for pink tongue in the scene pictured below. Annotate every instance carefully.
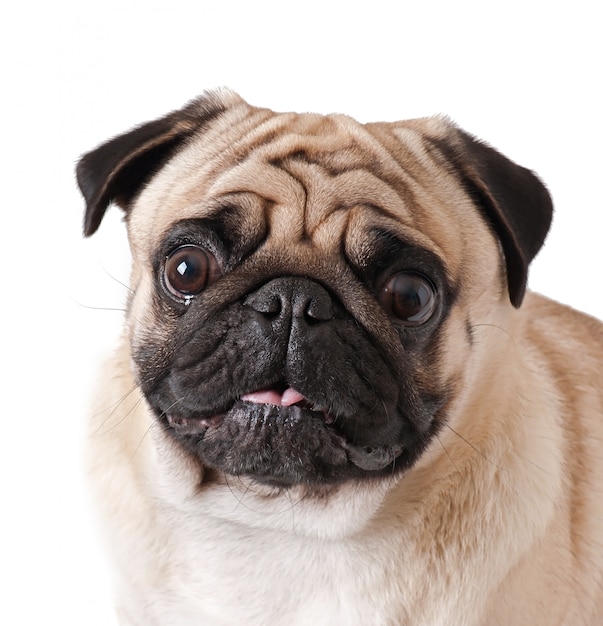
[241,387,305,407]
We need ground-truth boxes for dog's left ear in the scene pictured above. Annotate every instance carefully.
[76,91,233,237]
[432,130,554,308]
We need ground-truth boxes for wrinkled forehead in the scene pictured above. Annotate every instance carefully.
[128,105,480,270]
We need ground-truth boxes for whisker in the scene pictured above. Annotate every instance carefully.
[225,474,257,513]
[443,422,557,479]
[71,296,127,313]
[99,263,134,294]
[91,384,141,436]
[161,395,188,417]
[470,323,517,350]
[128,417,159,464]
[443,423,504,470]
[222,474,307,518]
[434,432,460,473]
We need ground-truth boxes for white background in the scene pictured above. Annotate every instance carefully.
[1,1,601,624]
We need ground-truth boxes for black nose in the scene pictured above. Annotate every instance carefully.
[244,277,336,326]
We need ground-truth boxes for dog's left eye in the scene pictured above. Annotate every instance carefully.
[377,272,437,325]
[163,245,221,299]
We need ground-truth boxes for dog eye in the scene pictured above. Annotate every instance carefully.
[163,245,221,299]
[377,272,437,325]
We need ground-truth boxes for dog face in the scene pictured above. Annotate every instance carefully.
[77,90,552,487]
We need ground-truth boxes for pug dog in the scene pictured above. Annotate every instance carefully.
[77,89,603,625]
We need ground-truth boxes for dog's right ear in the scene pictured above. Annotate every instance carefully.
[76,91,233,236]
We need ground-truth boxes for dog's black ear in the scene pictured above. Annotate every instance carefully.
[76,92,231,237]
[431,130,553,308]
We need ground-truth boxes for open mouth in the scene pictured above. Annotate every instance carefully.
[166,383,337,436]
[165,383,403,475]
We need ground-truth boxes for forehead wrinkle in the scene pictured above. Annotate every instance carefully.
[178,106,276,182]
[345,205,450,269]
[306,206,351,252]
[210,111,301,167]
[280,157,416,235]
[282,115,424,230]
[163,110,427,238]
[332,114,431,185]
[201,123,355,242]
[208,109,353,178]
[160,109,316,211]
[333,118,460,224]
[192,116,358,241]
[207,119,424,248]
[207,158,308,241]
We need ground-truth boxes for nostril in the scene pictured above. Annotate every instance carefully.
[304,313,322,326]
[244,292,283,318]
[304,296,334,323]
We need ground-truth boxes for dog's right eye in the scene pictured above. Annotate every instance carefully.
[163,245,221,300]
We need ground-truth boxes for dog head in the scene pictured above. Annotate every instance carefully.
[77,89,552,487]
